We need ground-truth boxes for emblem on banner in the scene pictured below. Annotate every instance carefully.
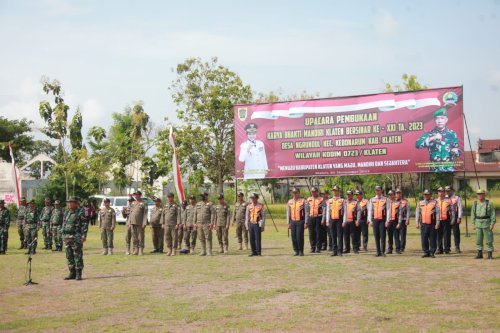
[443,92,458,105]
[238,107,248,122]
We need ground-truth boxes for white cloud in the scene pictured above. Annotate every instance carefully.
[374,10,399,39]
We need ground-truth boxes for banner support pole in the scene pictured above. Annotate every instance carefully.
[255,179,278,232]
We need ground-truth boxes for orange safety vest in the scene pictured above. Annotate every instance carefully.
[358,199,368,220]
[437,197,451,220]
[345,200,357,222]
[288,198,305,221]
[390,200,401,221]
[248,203,263,223]
[307,196,324,216]
[329,198,344,220]
[419,200,437,224]
[371,197,387,220]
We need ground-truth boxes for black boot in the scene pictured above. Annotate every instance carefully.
[294,251,299,256]
[475,250,483,259]
[299,251,304,256]
[64,268,76,280]
[487,251,493,259]
[75,269,82,281]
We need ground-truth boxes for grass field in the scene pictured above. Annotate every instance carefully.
[0,218,499,333]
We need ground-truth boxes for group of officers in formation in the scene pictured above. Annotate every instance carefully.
[0,183,495,281]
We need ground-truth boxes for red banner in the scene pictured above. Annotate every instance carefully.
[234,87,464,179]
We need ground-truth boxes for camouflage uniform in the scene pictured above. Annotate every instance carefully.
[24,204,39,254]
[161,200,181,256]
[150,205,164,253]
[17,200,28,249]
[99,206,116,254]
[40,204,54,249]
[233,201,249,250]
[122,205,132,255]
[62,198,89,280]
[214,201,231,254]
[129,199,148,255]
[183,202,197,253]
[50,205,64,251]
[0,202,10,254]
[194,199,215,256]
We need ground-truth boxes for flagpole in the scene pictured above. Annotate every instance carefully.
[9,142,21,207]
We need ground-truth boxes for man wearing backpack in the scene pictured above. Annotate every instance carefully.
[472,189,496,259]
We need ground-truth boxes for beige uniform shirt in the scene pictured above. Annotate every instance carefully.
[99,207,116,230]
[161,203,181,226]
[194,201,215,225]
[233,202,248,224]
[183,204,196,227]
[129,200,148,227]
[150,206,163,227]
[214,203,231,227]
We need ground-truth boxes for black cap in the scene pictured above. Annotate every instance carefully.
[201,192,208,198]
[104,198,111,203]
[153,197,161,202]
[135,190,142,196]
[217,193,224,200]
[250,192,259,199]
[245,123,258,133]
[323,190,329,195]
[167,192,174,198]
[237,192,244,197]
[189,195,196,200]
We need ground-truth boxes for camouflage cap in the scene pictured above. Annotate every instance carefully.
[423,189,431,195]
[217,193,224,200]
[311,186,318,192]
[437,187,444,192]
[66,196,79,202]
[244,123,258,133]
[476,188,486,194]
[54,200,61,205]
[291,187,299,193]
[433,107,448,117]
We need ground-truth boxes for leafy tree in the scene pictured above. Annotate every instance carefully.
[385,73,428,92]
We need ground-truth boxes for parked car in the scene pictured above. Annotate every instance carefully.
[98,196,155,224]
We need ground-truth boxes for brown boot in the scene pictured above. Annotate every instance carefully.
[108,248,113,255]
[132,247,138,255]
[166,248,172,256]
[244,242,249,250]
[64,268,76,280]
[224,245,228,254]
[171,249,176,256]
[102,248,108,255]
[125,245,130,255]
[238,242,243,250]
[138,248,143,256]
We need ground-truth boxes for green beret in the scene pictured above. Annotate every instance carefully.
[433,107,448,117]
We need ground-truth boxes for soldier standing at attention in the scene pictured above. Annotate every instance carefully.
[326,186,344,256]
[355,190,369,251]
[150,197,164,253]
[446,185,463,253]
[385,190,400,254]
[183,195,197,254]
[416,189,440,258]
[233,192,249,250]
[305,187,324,253]
[123,196,134,255]
[40,198,54,250]
[436,187,455,254]
[194,192,215,256]
[50,200,64,252]
[62,197,88,280]
[472,189,496,259]
[396,190,410,253]
[368,186,388,257]
[246,193,265,257]
[24,199,39,255]
[0,200,10,254]
[99,198,116,255]
[17,197,27,249]
[214,194,231,254]
[162,193,181,256]
[287,188,307,256]
[129,191,148,256]
[342,190,358,254]
[321,190,331,251]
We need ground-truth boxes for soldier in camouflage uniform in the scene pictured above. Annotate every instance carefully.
[416,108,461,172]
[214,194,231,254]
[183,195,197,254]
[99,198,116,255]
[122,196,134,255]
[149,197,164,253]
[162,192,181,256]
[0,200,11,254]
[17,197,27,249]
[233,192,248,250]
[129,191,148,256]
[50,200,64,251]
[24,199,39,254]
[62,196,88,280]
[40,198,54,250]
[194,192,215,256]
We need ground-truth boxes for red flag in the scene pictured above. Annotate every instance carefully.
[169,127,185,203]
[9,143,21,207]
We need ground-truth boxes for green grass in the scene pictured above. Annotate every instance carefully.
[0,219,499,332]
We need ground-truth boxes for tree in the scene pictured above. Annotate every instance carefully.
[169,57,253,194]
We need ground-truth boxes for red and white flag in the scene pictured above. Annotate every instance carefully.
[9,143,21,207]
[169,127,185,204]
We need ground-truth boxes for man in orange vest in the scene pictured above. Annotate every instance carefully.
[445,185,463,253]
[326,185,344,256]
[368,186,388,257]
[245,193,265,257]
[416,189,441,258]
[396,189,411,252]
[342,190,358,254]
[355,190,369,251]
[436,187,455,254]
[321,190,331,251]
[287,188,307,256]
[306,186,324,253]
[385,190,401,254]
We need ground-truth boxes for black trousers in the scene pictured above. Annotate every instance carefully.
[437,219,451,252]
[308,216,322,251]
[356,220,369,249]
[452,220,461,249]
[343,221,356,251]
[290,221,304,253]
[399,223,407,250]
[249,223,262,255]
[421,223,437,255]
[326,224,333,249]
[387,220,401,252]
[372,219,386,255]
[330,219,343,254]
[320,223,328,250]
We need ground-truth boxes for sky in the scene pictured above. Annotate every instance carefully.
[1,0,499,148]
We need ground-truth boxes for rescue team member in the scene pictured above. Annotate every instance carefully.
[436,187,455,254]
[415,189,441,258]
[355,190,369,251]
[305,187,323,253]
[368,186,388,257]
[396,189,410,252]
[321,190,331,251]
[287,188,307,256]
[245,193,265,257]
[385,190,401,254]
[342,190,358,254]
[446,185,463,253]
[326,186,344,257]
